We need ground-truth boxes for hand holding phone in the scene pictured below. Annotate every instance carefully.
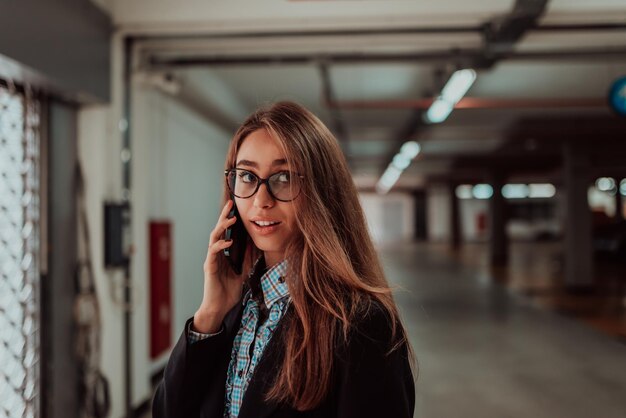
[195,199,248,333]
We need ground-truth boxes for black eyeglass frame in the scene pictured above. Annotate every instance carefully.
[224,168,305,202]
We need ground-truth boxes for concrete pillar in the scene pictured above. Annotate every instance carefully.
[449,183,461,250]
[489,174,508,265]
[46,101,80,418]
[563,144,594,288]
[413,190,428,241]
[615,190,624,220]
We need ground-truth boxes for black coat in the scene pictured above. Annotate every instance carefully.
[152,297,415,418]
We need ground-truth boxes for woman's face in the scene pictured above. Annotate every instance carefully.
[234,128,299,267]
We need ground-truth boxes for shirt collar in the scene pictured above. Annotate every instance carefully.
[260,258,289,308]
[243,256,290,308]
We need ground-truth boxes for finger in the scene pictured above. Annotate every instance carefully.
[220,199,233,220]
[210,215,237,244]
[209,200,234,243]
[208,239,233,255]
[221,214,238,231]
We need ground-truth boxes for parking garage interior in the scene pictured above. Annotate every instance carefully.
[1,1,626,417]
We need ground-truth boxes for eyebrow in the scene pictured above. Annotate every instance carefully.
[236,158,288,168]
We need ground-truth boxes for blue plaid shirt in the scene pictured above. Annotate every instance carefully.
[187,256,290,418]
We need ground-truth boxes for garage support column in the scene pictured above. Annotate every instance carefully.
[616,191,624,220]
[563,143,594,288]
[449,182,461,250]
[413,190,428,241]
[489,173,508,266]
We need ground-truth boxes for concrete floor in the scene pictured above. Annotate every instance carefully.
[144,242,626,418]
[381,242,626,418]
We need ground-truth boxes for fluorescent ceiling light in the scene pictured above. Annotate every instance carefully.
[528,184,556,198]
[380,166,402,186]
[376,141,421,194]
[424,69,476,124]
[376,165,402,195]
[502,184,530,199]
[595,177,616,192]
[392,154,411,170]
[400,141,421,159]
[425,99,454,124]
[472,184,494,199]
[455,184,473,200]
[441,69,477,104]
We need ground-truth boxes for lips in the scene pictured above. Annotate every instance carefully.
[250,220,282,235]
[252,220,280,227]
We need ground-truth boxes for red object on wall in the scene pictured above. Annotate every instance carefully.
[476,212,487,235]
[150,221,172,359]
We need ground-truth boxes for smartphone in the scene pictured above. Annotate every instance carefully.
[223,197,249,275]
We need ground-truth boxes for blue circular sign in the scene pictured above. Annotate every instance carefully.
[608,76,626,116]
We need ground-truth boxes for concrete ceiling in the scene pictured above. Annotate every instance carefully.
[117,0,626,187]
[104,0,626,29]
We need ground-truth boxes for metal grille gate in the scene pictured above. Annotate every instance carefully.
[0,84,41,418]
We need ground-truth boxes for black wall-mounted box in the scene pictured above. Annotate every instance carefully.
[104,202,130,268]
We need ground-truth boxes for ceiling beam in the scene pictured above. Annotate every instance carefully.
[506,116,626,142]
[136,22,626,43]
[135,72,241,134]
[318,63,349,159]
[148,46,626,68]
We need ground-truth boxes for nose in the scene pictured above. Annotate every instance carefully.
[253,182,275,209]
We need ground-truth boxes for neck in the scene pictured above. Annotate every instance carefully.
[263,251,283,268]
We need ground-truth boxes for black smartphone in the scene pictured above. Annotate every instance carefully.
[223,197,249,275]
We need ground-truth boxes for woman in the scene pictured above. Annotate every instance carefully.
[152,101,416,418]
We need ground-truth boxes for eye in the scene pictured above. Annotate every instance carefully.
[238,170,257,183]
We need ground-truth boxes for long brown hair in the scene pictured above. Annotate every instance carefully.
[218,101,416,410]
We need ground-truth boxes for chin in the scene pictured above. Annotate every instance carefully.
[250,236,276,249]
[254,243,282,253]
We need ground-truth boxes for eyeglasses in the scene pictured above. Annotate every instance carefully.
[225,168,305,202]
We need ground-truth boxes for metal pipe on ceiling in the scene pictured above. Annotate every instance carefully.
[324,97,607,110]
[147,46,626,68]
